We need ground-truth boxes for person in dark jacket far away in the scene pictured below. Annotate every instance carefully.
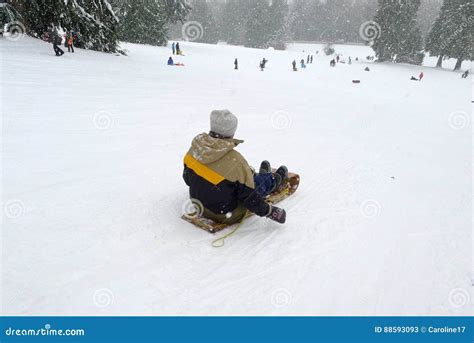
[50,28,64,56]
[183,110,288,225]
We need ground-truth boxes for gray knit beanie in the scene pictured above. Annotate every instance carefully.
[210,110,238,138]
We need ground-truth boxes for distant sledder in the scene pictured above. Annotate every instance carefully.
[182,110,299,231]
[167,56,184,67]
[411,72,424,81]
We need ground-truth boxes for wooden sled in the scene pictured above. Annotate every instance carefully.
[181,171,300,233]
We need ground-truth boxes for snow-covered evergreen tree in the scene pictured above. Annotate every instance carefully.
[244,0,288,49]
[161,0,191,24]
[113,0,168,46]
[10,0,190,51]
[222,0,250,45]
[425,0,454,67]
[372,0,424,64]
[9,0,119,52]
[266,0,288,50]
[67,0,119,52]
[288,0,311,41]
[245,0,271,48]
[185,0,218,44]
[112,0,190,46]
[7,0,64,35]
[426,0,472,70]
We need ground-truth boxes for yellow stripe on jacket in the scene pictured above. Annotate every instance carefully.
[184,154,225,185]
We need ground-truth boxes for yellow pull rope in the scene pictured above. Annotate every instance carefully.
[211,183,292,248]
[211,218,246,248]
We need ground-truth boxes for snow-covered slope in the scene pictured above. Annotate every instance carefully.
[1,37,472,316]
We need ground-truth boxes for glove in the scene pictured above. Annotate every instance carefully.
[267,205,286,224]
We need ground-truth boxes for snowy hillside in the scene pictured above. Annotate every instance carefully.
[1,37,472,316]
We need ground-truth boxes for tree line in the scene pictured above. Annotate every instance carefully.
[6,0,190,52]
[6,0,472,69]
[171,0,470,70]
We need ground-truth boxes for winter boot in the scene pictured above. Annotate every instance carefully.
[274,166,288,190]
[270,173,282,193]
[259,160,271,174]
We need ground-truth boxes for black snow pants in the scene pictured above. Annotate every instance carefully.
[54,44,64,56]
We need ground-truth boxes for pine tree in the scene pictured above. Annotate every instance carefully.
[185,0,218,44]
[222,0,251,45]
[244,0,288,49]
[288,0,309,41]
[114,0,168,46]
[372,0,424,64]
[244,0,271,48]
[8,0,67,36]
[447,0,473,70]
[67,0,119,52]
[288,0,376,43]
[427,0,472,70]
[266,0,288,50]
[9,0,119,52]
[161,0,191,24]
[425,0,453,67]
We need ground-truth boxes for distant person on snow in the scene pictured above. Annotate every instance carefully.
[348,57,352,65]
[330,59,336,67]
[461,70,469,78]
[310,55,313,63]
[167,56,174,66]
[260,58,268,71]
[292,60,297,71]
[234,58,238,70]
[49,27,64,57]
[419,72,424,81]
[176,42,182,55]
[67,34,74,53]
[182,110,288,225]
[307,55,310,64]
[336,55,340,63]
[300,59,306,69]
[364,66,370,71]
[172,42,176,55]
